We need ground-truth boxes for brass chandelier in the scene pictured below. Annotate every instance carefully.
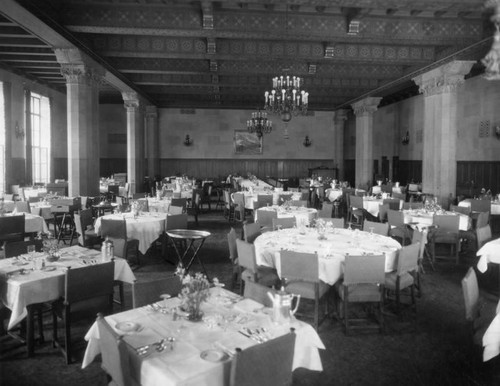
[264,75,309,122]
[247,109,272,138]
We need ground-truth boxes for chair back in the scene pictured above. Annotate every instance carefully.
[411,230,427,261]
[461,267,480,322]
[280,250,318,283]
[14,201,30,213]
[74,213,85,246]
[100,218,127,258]
[107,185,120,196]
[396,243,420,276]
[476,225,492,250]
[64,261,115,306]
[470,199,491,213]
[317,203,333,218]
[80,208,94,228]
[132,275,182,308]
[257,194,273,208]
[378,204,389,222]
[96,313,135,386]
[243,280,276,308]
[392,192,406,202]
[476,211,490,229]
[243,222,261,243]
[235,239,257,273]
[0,214,25,242]
[432,214,459,233]
[165,213,188,230]
[290,200,307,207]
[349,195,363,209]
[383,198,401,211]
[168,205,184,215]
[227,227,238,264]
[4,239,43,258]
[277,193,293,205]
[363,220,389,236]
[343,254,386,285]
[230,329,296,386]
[272,216,296,230]
[255,209,277,229]
[387,209,404,227]
[170,198,187,212]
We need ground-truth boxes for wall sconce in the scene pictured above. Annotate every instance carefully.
[14,121,25,140]
[495,125,500,139]
[303,136,312,147]
[401,130,410,145]
[184,134,193,146]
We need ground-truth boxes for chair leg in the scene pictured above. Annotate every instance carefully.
[64,311,72,364]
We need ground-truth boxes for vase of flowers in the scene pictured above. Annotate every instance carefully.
[37,231,60,262]
[315,218,327,240]
[177,267,210,322]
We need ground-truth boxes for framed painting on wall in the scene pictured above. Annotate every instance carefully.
[234,130,263,155]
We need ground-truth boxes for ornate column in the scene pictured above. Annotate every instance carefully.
[351,97,382,190]
[122,92,145,195]
[333,109,349,181]
[55,48,104,197]
[145,105,159,180]
[412,60,474,204]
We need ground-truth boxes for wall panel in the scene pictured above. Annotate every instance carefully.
[456,161,500,198]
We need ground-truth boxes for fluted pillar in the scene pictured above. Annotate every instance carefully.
[351,97,382,190]
[145,105,159,179]
[122,92,145,195]
[413,60,474,203]
[333,109,349,180]
[55,48,104,197]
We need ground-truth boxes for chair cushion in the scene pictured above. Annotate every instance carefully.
[285,280,330,300]
[385,271,414,290]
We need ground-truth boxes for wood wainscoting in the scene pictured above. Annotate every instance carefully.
[159,159,334,180]
[457,161,500,198]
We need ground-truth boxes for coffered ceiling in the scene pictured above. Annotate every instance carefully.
[0,0,494,112]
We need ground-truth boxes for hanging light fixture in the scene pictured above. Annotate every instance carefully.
[247,109,272,138]
[264,74,309,121]
[482,0,500,80]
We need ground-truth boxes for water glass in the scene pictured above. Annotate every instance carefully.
[27,245,36,255]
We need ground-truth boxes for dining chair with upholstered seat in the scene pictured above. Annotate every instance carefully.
[232,192,247,222]
[254,209,277,232]
[430,214,460,264]
[280,250,331,331]
[74,209,100,248]
[317,202,334,218]
[168,205,184,215]
[387,209,412,246]
[170,198,187,213]
[14,201,30,214]
[96,313,139,386]
[230,328,296,386]
[272,216,296,230]
[242,280,276,307]
[363,219,389,236]
[475,211,490,230]
[0,214,25,248]
[392,192,406,202]
[235,239,280,294]
[4,239,43,258]
[348,195,365,229]
[100,218,140,266]
[335,254,386,335]
[476,225,492,250]
[52,261,115,364]
[132,275,182,308]
[256,194,273,208]
[383,198,401,211]
[411,230,431,296]
[384,243,419,320]
[243,221,262,243]
[378,203,389,223]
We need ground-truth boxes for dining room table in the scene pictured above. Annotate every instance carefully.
[459,198,500,215]
[0,245,136,355]
[254,227,401,285]
[82,286,325,386]
[402,209,471,231]
[255,205,318,226]
[147,197,171,213]
[238,191,302,210]
[94,212,168,254]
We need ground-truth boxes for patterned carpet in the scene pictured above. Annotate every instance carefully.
[1,210,499,386]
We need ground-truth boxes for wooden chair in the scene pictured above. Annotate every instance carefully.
[186,190,201,226]
[243,280,276,307]
[235,239,280,293]
[281,250,331,331]
[387,209,412,246]
[348,195,365,228]
[52,261,115,364]
[243,221,262,243]
[476,225,492,250]
[430,215,460,264]
[132,275,182,308]
[230,328,296,386]
[378,203,389,223]
[335,254,386,335]
[4,239,43,258]
[384,243,419,319]
[363,219,389,236]
[227,227,240,290]
[476,211,490,229]
[74,209,100,248]
[317,202,334,218]
[256,194,273,208]
[232,192,247,222]
[168,205,184,215]
[100,218,140,266]
[14,201,30,213]
[0,214,25,248]
[411,230,431,295]
[223,189,236,221]
[170,198,187,213]
[272,216,296,230]
[254,209,277,232]
[96,313,139,386]
[383,198,401,211]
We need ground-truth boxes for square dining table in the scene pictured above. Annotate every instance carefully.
[82,287,324,386]
[0,245,136,355]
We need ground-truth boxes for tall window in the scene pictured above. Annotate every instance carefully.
[0,82,5,195]
[30,92,51,184]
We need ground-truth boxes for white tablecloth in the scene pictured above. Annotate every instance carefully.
[147,198,171,213]
[483,300,500,362]
[238,178,272,191]
[459,199,500,215]
[241,192,301,210]
[403,210,470,231]
[29,203,53,220]
[254,228,401,285]
[0,246,135,330]
[23,188,47,199]
[82,288,324,385]
[255,206,318,226]
[477,238,500,273]
[326,189,343,202]
[94,213,168,254]
[362,198,385,217]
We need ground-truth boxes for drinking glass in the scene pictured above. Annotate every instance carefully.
[27,245,36,256]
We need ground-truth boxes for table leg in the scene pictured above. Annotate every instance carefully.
[26,305,35,357]
[184,238,209,280]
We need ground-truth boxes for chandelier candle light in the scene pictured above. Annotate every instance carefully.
[264,75,309,122]
[247,109,272,138]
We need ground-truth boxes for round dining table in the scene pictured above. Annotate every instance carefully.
[254,227,401,285]
[255,205,318,226]
[403,209,470,231]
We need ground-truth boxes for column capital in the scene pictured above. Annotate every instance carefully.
[412,60,475,97]
[122,91,140,111]
[55,48,104,86]
[333,109,349,123]
[351,97,382,117]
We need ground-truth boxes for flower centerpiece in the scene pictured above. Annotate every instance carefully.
[37,231,60,262]
[315,218,327,240]
[176,265,210,321]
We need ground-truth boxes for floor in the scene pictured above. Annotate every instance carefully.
[1,209,499,386]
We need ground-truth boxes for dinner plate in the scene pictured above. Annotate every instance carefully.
[115,321,141,333]
[200,349,228,362]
